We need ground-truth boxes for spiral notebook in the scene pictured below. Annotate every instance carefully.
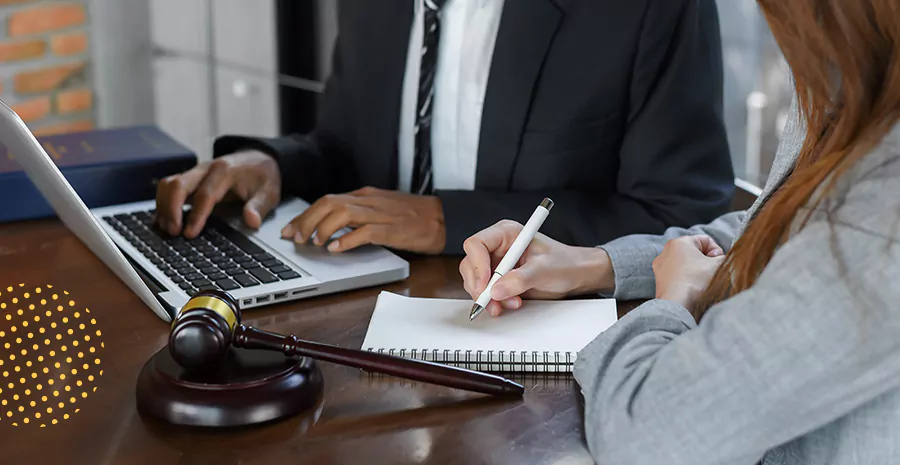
[361,292,618,373]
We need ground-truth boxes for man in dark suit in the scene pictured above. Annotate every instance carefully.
[156,0,734,255]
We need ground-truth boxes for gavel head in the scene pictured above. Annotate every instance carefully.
[169,290,242,369]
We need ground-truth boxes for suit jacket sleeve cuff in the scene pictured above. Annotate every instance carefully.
[213,134,307,174]
[598,238,663,301]
[212,134,321,199]
[435,190,479,255]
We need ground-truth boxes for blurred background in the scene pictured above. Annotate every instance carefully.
[0,0,793,189]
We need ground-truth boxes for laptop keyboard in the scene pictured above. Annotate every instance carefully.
[102,210,302,296]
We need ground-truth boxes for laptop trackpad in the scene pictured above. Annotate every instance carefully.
[223,198,405,282]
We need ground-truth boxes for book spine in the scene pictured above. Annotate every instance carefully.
[0,175,45,222]
[69,156,196,209]
[0,155,196,223]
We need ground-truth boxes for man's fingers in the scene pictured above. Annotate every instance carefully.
[314,208,354,247]
[282,195,351,244]
[242,186,280,230]
[184,163,232,238]
[155,164,209,236]
[347,186,382,197]
[316,205,386,247]
[326,224,388,253]
[281,197,334,243]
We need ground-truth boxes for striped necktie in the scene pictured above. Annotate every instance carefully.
[411,0,447,195]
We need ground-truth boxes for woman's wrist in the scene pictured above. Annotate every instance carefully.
[569,247,615,295]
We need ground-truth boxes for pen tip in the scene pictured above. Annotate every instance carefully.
[469,304,483,322]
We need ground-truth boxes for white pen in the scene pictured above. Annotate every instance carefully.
[469,198,554,321]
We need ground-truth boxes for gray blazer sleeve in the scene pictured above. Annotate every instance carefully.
[599,211,746,300]
[573,149,900,465]
[599,92,807,302]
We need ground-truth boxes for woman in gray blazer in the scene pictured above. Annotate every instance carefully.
[459,1,900,464]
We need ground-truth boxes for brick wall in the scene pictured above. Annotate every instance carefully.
[0,0,93,137]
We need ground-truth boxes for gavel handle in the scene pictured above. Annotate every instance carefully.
[233,325,524,397]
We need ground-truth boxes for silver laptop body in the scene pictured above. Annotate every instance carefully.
[0,100,409,322]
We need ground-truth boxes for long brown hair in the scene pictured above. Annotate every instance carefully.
[696,0,900,317]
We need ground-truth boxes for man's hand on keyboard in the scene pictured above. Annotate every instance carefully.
[155,151,282,238]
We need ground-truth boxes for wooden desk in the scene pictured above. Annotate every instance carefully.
[0,220,637,465]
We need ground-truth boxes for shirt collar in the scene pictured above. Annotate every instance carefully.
[416,0,493,11]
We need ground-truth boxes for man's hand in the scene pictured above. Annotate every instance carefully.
[156,151,281,238]
[652,235,725,315]
[280,187,446,254]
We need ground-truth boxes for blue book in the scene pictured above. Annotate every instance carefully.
[0,125,197,223]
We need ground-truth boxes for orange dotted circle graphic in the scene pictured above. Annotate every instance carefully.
[0,284,103,427]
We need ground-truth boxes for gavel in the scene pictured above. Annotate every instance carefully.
[168,290,524,397]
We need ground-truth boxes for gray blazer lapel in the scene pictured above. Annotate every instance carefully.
[741,94,806,229]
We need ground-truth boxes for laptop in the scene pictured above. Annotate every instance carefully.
[0,101,409,322]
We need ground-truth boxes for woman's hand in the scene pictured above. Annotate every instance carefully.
[459,220,615,317]
[653,235,725,315]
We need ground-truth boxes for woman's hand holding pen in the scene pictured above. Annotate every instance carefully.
[459,220,615,317]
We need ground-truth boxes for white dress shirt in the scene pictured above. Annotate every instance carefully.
[398,0,505,193]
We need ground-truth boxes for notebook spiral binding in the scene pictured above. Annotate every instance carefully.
[368,348,574,373]
[364,371,576,394]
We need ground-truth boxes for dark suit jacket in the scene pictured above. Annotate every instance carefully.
[214,0,734,254]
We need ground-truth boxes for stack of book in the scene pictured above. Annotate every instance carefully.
[0,125,197,223]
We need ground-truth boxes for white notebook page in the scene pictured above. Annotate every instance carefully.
[361,292,618,360]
